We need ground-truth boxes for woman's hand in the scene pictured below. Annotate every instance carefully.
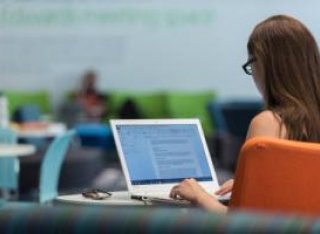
[215,179,234,196]
[169,178,207,204]
[170,178,228,213]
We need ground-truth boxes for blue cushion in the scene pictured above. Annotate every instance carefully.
[13,104,41,123]
[75,124,114,149]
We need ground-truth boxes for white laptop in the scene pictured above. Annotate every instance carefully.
[110,119,224,203]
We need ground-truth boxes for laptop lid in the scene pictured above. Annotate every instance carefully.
[110,119,220,195]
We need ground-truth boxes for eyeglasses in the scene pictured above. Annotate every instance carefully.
[242,57,256,75]
[82,189,112,200]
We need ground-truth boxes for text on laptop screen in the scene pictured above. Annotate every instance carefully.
[116,124,212,185]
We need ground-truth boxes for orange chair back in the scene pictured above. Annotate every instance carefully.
[229,137,320,216]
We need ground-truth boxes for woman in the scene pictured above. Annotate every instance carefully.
[169,15,320,213]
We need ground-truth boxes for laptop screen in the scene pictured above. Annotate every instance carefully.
[115,124,212,185]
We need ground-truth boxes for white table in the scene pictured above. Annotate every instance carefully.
[0,143,36,199]
[13,123,66,138]
[0,144,36,157]
[56,191,200,207]
[56,191,146,206]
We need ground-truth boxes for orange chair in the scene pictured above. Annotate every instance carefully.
[229,137,320,216]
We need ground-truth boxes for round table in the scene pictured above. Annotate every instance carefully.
[56,191,146,206]
[0,143,36,200]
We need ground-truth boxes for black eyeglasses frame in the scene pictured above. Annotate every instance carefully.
[242,57,256,75]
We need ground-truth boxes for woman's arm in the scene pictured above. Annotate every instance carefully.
[215,179,234,196]
[196,191,228,213]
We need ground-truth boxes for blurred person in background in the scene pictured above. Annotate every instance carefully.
[59,70,109,127]
[76,70,109,122]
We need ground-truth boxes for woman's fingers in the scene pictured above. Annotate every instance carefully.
[215,179,234,195]
[215,187,229,195]
[169,185,179,199]
[169,179,190,199]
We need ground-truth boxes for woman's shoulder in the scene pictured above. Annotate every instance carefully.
[246,110,286,139]
[252,110,281,124]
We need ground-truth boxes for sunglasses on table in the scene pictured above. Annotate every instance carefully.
[82,189,112,200]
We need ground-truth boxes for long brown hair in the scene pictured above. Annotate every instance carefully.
[248,15,320,142]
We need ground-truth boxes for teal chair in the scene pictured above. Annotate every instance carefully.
[0,130,74,208]
[39,130,75,203]
[0,127,19,194]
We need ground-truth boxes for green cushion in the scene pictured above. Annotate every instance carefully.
[5,91,51,116]
[108,92,132,117]
[165,91,216,136]
[109,92,167,119]
[134,93,167,118]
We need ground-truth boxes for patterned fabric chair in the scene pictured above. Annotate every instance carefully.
[0,205,318,233]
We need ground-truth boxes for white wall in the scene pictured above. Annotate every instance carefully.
[1,0,320,108]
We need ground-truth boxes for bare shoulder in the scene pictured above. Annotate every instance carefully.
[251,110,281,126]
[246,110,285,140]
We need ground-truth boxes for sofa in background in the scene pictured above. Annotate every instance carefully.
[207,100,263,171]
[107,90,216,136]
[165,91,216,136]
[108,92,168,119]
[4,90,216,136]
[73,90,216,150]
